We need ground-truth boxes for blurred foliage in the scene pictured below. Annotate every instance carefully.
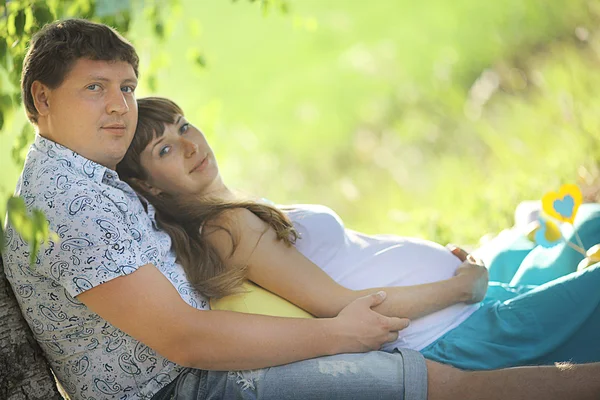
[149,0,598,246]
[0,0,287,256]
[0,0,599,258]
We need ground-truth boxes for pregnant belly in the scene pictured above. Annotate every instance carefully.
[325,234,479,351]
[296,230,480,350]
[319,234,463,290]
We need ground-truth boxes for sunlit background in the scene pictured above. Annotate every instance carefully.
[1,0,599,245]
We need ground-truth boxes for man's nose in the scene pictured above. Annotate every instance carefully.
[106,88,129,115]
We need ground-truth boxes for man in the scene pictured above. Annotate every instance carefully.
[3,18,600,400]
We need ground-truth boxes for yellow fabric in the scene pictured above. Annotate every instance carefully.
[210,281,315,319]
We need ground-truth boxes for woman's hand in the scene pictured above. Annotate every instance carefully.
[453,255,488,304]
[446,244,488,303]
[330,291,410,352]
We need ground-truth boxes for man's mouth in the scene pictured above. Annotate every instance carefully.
[102,124,127,135]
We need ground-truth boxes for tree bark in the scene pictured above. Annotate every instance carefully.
[0,257,63,400]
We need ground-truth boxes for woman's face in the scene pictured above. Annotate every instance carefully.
[139,115,222,196]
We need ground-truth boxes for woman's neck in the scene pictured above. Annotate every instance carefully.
[201,184,237,201]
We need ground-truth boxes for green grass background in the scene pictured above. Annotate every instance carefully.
[1,0,599,245]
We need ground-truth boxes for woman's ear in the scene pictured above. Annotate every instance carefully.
[130,177,163,196]
[31,81,50,117]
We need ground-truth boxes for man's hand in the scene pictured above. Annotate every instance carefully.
[331,291,410,352]
[453,254,489,303]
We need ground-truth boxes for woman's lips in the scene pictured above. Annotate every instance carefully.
[190,156,208,173]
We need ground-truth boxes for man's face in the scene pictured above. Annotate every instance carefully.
[42,58,138,169]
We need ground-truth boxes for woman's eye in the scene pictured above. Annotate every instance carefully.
[179,123,190,134]
[158,146,171,157]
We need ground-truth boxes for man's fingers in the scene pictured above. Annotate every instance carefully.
[388,317,410,332]
[385,331,400,344]
[366,291,387,307]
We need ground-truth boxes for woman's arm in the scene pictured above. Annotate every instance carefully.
[77,264,409,370]
[206,209,487,319]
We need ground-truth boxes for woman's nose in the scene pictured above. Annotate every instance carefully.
[182,138,198,157]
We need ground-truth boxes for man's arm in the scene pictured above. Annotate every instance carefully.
[76,263,409,370]
[207,209,487,319]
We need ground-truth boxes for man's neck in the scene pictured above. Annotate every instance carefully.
[36,132,117,171]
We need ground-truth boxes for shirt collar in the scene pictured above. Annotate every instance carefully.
[34,135,117,185]
[32,135,160,226]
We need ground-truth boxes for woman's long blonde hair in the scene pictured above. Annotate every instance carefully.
[117,97,298,298]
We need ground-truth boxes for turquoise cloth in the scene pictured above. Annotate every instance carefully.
[478,203,600,286]
[420,264,600,370]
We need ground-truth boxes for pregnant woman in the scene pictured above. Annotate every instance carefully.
[117,97,600,370]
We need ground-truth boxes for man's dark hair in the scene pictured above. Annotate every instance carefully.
[21,18,139,123]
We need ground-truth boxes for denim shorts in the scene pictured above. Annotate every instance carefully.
[151,350,427,400]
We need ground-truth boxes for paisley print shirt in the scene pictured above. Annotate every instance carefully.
[2,135,209,400]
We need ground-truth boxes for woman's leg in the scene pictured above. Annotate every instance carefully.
[476,203,600,287]
[421,263,600,369]
[510,203,600,286]
[474,229,535,284]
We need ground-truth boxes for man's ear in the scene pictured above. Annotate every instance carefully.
[31,81,51,117]
[130,177,162,196]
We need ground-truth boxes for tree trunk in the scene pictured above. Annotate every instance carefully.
[0,258,63,400]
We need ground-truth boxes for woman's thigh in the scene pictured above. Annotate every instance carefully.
[422,264,600,369]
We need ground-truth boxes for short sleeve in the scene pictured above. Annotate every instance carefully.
[31,181,145,297]
[396,348,428,400]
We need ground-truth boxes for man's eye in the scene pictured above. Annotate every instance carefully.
[122,86,136,93]
[179,123,190,134]
[158,146,171,157]
[87,84,100,91]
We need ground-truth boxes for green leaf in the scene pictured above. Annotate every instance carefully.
[117,11,131,32]
[0,109,4,131]
[0,38,6,67]
[81,0,96,19]
[12,123,35,166]
[14,9,26,37]
[6,196,51,265]
[186,48,207,69]
[0,219,5,253]
[32,209,49,237]
[147,74,157,92]
[154,22,164,39]
[32,3,55,27]
[195,54,207,68]
[0,94,13,109]
[261,1,270,16]
[30,209,50,264]
[10,54,24,87]
[7,196,33,241]
[13,92,22,107]
[279,1,289,14]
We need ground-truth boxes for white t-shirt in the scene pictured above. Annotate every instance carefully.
[284,204,480,351]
